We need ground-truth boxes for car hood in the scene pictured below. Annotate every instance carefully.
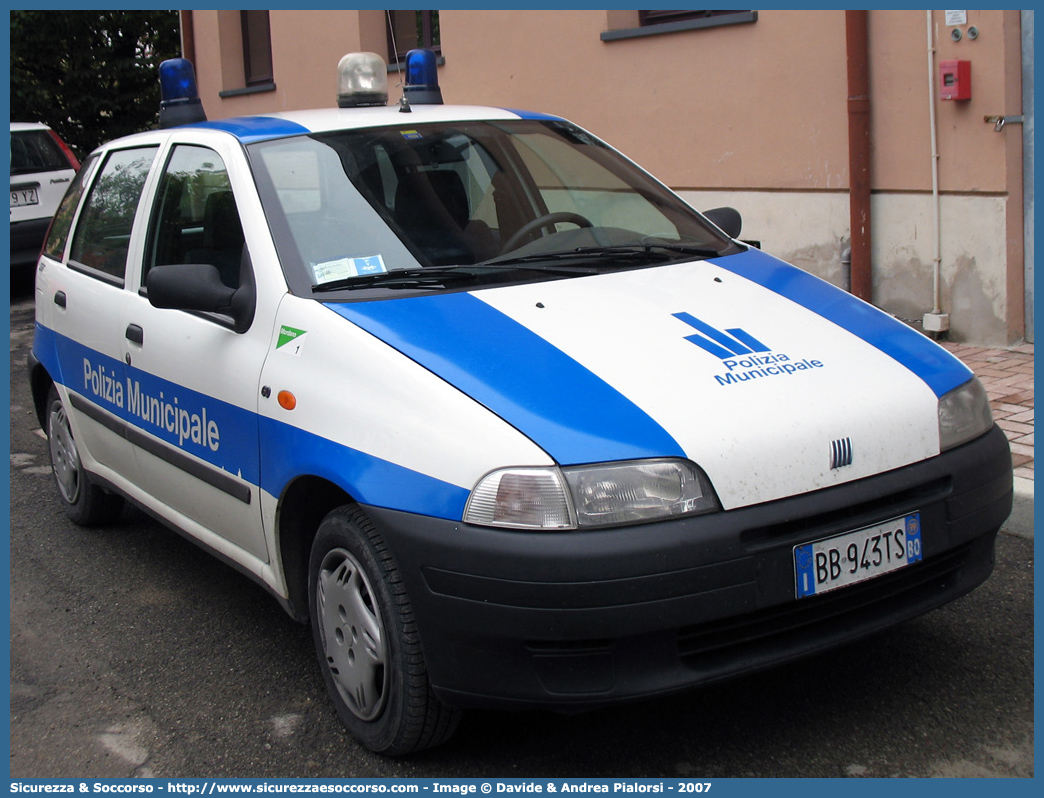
[328,248,972,510]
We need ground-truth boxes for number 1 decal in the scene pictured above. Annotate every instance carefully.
[276,325,308,356]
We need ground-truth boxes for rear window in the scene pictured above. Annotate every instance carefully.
[10,130,75,176]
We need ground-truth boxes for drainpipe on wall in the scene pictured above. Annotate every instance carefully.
[846,10,872,303]
[923,10,950,335]
[179,11,195,63]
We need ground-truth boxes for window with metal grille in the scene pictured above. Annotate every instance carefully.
[241,10,273,86]
[386,10,440,66]
[640,10,754,27]
[603,10,757,42]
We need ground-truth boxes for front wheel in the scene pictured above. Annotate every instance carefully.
[45,385,124,526]
[308,505,460,755]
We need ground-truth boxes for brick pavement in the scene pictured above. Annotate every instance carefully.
[942,342,1034,481]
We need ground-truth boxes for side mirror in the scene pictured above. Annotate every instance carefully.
[147,262,255,334]
[703,206,743,241]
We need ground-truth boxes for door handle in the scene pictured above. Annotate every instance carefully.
[125,324,144,345]
[53,291,67,308]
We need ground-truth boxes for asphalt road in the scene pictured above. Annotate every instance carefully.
[7,279,1035,779]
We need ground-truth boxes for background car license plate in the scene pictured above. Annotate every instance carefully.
[794,513,922,598]
[11,187,39,207]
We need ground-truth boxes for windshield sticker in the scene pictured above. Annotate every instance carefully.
[400,130,424,140]
[311,254,387,285]
[276,325,308,356]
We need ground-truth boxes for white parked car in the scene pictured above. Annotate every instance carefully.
[10,122,79,273]
[28,52,1013,755]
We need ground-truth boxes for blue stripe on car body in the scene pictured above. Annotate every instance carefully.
[40,328,261,484]
[257,417,469,519]
[33,322,64,390]
[327,292,686,466]
[34,325,466,519]
[190,117,311,143]
[499,109,566,121]
[715,248,973,398]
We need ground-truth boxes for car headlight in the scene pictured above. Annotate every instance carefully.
[463,458,720,530]
[938,378,994,451]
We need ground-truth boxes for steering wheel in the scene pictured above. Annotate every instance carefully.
[501,212,593,253]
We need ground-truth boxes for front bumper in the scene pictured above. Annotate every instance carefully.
[365,424,1012,710]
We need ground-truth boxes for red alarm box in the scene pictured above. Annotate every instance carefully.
[939,60,971,101]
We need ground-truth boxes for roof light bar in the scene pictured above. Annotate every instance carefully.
[158,58,207,129]
[337,52,389,108]
[402,49,443,106]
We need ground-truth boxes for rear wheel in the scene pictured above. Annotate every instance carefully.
[45,385,124,525]
[308,505,460,755]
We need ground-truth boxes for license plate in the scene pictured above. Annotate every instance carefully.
[794,513,922,598]
[11,187,39,207]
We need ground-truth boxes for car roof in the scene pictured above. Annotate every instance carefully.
[191,105,551,143]
[16,104,523,149]
[10,122,53,132]
[89,104,559,155]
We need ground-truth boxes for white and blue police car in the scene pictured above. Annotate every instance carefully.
[29,52,1013,755]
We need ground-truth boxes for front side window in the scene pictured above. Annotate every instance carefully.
[249,120,737,298]
[144,145,244,289]
[68,147,158,282]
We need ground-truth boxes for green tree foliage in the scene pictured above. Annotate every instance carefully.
[10,10,181,158]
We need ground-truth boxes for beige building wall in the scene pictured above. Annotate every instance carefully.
[183,9,1027,347]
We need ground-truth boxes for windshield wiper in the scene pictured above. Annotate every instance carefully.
[311,243,724,292]
[487,243,722,268]
[578,243,722,258]
[312,266,478,293]
[311,261,590,293]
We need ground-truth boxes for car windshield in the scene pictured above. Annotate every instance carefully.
[248,119,739,297]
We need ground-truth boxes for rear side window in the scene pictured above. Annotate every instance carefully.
[10,130,74,175]
[68,146,158,283]
[42,153,100,262]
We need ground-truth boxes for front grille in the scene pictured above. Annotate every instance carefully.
[740,476,951,551]
[677,540,974,667]
[830,436,853,469]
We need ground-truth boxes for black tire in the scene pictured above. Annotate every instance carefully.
[45,385,124,526]
[308,505,461,755]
